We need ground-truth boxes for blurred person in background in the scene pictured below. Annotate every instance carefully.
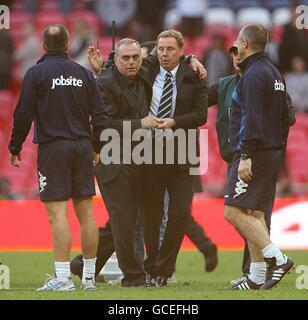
[285,56,308,114]
[0,30,13,90]
[70,20,95,68]
[0,177,20,200]
[202,33,233,86]
[96,0,137,37]
[278,7,308,73]
[135,0,168,43]
[14,22,41,80]
[177,0,207,39]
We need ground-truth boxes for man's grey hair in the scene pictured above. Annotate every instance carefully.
[115,38,141,56]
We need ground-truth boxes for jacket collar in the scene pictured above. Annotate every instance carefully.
[37,52,69,64]
[238,51,267,72]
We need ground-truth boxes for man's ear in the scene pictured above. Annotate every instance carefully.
[244,39,248,49]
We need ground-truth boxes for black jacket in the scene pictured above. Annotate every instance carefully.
[95,64,152,183]
[230,52,290,157]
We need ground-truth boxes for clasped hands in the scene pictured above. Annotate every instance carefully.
[141,115,175,129]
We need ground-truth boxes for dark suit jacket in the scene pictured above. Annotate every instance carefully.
[95,65,152,183]
[143,55,208,168]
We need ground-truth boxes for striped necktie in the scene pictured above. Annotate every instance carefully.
[156,71,173,118]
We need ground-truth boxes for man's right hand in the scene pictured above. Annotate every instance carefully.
[88,46,104,74]
[141,115,159,129]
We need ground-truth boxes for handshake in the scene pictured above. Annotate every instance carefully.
[141,116,176,129]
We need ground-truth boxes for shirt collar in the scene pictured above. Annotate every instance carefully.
[159,64,180,79]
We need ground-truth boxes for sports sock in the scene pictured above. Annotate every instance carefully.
[82,257,97,281]
[261,243,287,265]
[55,261,71,280]
[248,262,267,284]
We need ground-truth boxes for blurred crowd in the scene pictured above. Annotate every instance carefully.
[1,0,308,199]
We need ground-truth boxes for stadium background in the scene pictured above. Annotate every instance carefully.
[0,0,307,252]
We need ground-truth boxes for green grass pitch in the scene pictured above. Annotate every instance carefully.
[0,250,307,300]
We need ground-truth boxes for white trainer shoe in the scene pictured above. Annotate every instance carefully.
[36,274,75,291]
[80,278,97,290]
[229,275,248,287]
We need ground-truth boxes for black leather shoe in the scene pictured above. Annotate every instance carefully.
[154,276,168,287]
[260,256,294,290]
[121,276,146,287]
[202,243,218,272]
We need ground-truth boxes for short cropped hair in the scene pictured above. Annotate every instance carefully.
[156,30,184,49]
[43,24,69,52]
[240,24,268,51]
[115,38,141,56]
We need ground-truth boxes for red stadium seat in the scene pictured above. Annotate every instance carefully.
[0,91,14,132]
[0,126,38,195]
[39,0,60,11]
[35,11,66,34]
[10,10,32,49]
[286,115,308,189]
[98,36,121,60]
[205,25,237,48]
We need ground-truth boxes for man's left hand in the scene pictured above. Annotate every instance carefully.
[189,58,207,80]
[10,153,21,167]
[157,118,176,129]
[238,158,252,182]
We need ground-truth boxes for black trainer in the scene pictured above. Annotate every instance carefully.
[231,276,263,290]
[260,256,294,290]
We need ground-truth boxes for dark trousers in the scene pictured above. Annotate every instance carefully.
[186,213,215,251]
[161,191,214,252]
[143,164,193,278]
[99,165,145,283]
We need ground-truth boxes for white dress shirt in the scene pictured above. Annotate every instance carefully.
[149,64,179,118]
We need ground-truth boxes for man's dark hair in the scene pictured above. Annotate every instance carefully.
[140,41,156,56]
[240,24,268,52]
[43,24,69,52]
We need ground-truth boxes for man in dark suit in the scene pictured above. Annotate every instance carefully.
[95,38,158,287]
[70,39,210,284]
[142,30,208,286]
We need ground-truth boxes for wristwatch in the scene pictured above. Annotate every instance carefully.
[240,153,250,161]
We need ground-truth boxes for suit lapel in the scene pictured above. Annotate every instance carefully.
[176,61,186,92]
